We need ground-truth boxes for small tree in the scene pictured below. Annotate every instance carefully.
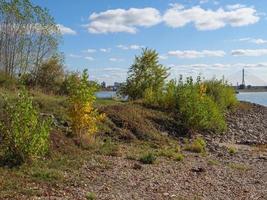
[34,55,65,93]
[120,48,169,100]
[68,69,105,141]
[0,88,51,165]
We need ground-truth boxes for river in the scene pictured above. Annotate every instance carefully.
[237,92,267,107]
[96,91,267,107]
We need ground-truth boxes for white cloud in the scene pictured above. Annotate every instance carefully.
[168,50,226,59]
[57,24,77,35]
[117,44,144,50]
[109,57,124,62]
[69,54,82,58]
[231,49,267,56]
[159,55,168,60]
[83,49,97,53]
[199,0,209,4]
[100,48,111,52]
[226,4,245,10]
[86,8,162,34]
[238,37,267,44]
[163,4,259,30]
[85,56,94,61]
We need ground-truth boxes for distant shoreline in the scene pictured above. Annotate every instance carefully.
[237,89,267,93]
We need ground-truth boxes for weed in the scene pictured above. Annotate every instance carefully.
[86,192,96,200]
[228,163,249,171]
[207,159,220,166]
[184,137,206,154]
[139,152,157,164]
[98,138,121,156]
[228,147,237,155]
[30,168,64,183]
[174,153,184,161]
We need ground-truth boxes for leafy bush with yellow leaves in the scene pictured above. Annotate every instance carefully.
[68,69,105,141]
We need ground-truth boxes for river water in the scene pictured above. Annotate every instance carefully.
[237,92,267,107]
[96,91,267,107]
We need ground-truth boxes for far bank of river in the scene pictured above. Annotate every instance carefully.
[96,91,267,107]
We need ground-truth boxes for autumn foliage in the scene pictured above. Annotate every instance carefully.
[68,70,105,141]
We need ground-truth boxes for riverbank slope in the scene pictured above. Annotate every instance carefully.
[0,94,266,200]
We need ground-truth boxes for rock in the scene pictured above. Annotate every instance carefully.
[258,155,267,160]
[191,166,206,173]
[133,163,142,170]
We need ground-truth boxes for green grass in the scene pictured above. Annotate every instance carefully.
[184,137,206,154]
[95,98,122,106]
[228,146,237,155]
[86,192,96,200]
[207,159,220,166]
[228,163,250,171]
[139,152,157,164]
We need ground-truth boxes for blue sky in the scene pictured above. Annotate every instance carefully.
[32,0,267,85]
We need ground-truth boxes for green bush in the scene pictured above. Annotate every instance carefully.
[0,72,17,89]
[176,79,226,132]
[184,137,206,153]
[228,146,237,155]
[139,152,157,164]
[0,88,51,165]
[86,192,96,200]
[204,79,238,111]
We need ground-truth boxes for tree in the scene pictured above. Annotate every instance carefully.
[34,55,64,93]
[120,48,169,100]
[68,69,105,141]
[0,0,60,77]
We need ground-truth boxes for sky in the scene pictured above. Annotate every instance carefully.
[32,0,267,86]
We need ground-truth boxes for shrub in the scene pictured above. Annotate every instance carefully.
[176,79,226,132]
[228,146,237,155]
[68,69,105,141]
[0,88,51,165]
[174,153,184,161]
[184,137,206,153]
[139,152,157,164]
[142,76,228,133]
[86,192,96,200]
[0,71,17,89]
[34,56,65,93]
[204,79,238,111]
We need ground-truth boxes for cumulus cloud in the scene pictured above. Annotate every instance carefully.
[168,50,226,59]
[87,8,162,34]
[163,4,259,30]
[57,24,77,35]
[238,37,267,44]
[117,44,144,50]
[231,49,267,56]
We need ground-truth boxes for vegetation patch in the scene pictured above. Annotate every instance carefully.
[228,146,238,155]
[184,137,207,154]
[228,163,250,171]
[86,192,96,200]
[139,152,157,164]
